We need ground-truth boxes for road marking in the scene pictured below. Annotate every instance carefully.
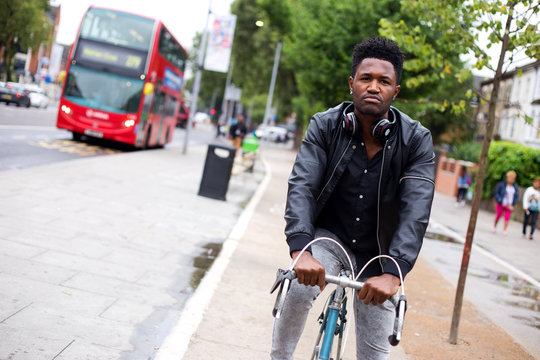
[29,139,122,156]
[429,219,540,288]
[154,157,272,360]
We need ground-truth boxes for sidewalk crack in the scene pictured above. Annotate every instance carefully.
[51,339,75,360]
[0,302,33,323]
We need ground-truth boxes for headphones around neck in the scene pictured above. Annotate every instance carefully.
[342,105,395,139]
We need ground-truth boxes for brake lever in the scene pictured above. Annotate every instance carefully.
[389,295,407,346]
[270,269,295,318]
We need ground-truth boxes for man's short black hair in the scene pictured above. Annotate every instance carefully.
[351,37,404,84]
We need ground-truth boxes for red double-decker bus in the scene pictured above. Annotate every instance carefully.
[57,6,187,148]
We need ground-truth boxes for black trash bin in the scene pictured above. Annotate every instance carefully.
[198,143,237,201]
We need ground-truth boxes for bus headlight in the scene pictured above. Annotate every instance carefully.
[61,105,72,114]
[124,119,136,127]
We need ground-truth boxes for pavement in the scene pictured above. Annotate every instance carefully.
[1,136,539,359]
[0,139,264,360]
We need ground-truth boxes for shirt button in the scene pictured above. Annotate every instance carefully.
[359,195,364,199]
[356,217,360,221]
[352,145,357,150]
[364,169,367,174]
[361,142,365,146]
[352,239,357,243]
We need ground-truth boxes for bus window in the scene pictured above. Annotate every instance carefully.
[158,28,187,72]
[80,8,155,51]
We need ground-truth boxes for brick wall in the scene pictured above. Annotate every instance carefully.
[435,154,476,197]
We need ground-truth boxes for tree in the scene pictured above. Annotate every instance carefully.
[227,0,475,143]
[0,0,52,81]
[230,0,297,124]
[380,0,539,344]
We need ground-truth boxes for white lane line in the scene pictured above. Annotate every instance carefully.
[429,219,540,289]
[154,156,273,360]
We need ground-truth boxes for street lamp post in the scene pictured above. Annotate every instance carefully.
[257,20,282,127]
[183,0,212,154]
[263,40,282,127]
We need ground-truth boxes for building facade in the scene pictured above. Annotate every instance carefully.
[478,60,540,147]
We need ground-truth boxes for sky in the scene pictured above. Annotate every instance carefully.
[50,0,536,79]
[51,0,235,51]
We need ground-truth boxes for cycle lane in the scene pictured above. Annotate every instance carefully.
[177,147,537,359]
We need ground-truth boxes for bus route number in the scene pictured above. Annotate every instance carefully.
[125,55,142,69]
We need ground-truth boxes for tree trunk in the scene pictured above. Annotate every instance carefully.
[449,1,515,344]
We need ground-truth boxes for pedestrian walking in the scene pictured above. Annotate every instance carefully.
[493,170,519,236]
[228,114,247,153]
[522,177,540,240]
[271,37,435,360]
[455,167,472,206]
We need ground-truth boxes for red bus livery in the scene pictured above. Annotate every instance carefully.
[57,7,187,148]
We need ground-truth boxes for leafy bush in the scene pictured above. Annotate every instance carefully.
[483,141,540,198]
[448,141,482,163]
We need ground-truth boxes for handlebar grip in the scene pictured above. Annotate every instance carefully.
[389,295,407,346]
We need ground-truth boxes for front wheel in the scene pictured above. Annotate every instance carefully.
[72,132,82,141]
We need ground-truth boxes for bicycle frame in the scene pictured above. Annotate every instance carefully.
[311,285,348,360]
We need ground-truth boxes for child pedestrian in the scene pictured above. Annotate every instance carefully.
[455,167,472,206]
[522,177,540,240]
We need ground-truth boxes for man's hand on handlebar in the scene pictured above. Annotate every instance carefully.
[291,251,326,291]
[357,273,400,306]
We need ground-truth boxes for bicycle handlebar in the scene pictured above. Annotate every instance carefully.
[271,268,407,346]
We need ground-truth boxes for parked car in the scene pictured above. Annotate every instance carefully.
[24,85,49,109]
[0,82,30,107]
[193,112,210,123]
[255,125,289,142]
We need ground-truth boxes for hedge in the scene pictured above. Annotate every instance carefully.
[483,141,540,198]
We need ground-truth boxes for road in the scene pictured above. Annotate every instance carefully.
[0,102,215,171]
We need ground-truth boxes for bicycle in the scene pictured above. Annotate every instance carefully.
[270,237,407,360]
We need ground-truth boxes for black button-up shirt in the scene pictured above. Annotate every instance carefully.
[316,135,383,277]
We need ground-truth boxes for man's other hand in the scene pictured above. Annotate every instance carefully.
[357,273,400,306]
[291,251,326,291]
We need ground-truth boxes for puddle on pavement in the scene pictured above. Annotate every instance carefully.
[425,230,540,329]
[424,231,462,244]
[483,269,540,328]
[190,242,223,290]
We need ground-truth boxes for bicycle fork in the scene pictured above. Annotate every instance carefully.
[311,286,347,360]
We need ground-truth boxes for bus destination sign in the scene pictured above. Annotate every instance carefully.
[75,39,147,76]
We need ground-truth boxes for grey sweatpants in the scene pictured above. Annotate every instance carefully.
[270,229,396,360]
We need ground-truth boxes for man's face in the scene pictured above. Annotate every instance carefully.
[349,58,400,119]
[533,179,540,189]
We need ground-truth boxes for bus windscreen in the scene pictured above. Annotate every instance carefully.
[64,65,144,114]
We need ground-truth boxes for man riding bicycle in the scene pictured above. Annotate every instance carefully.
[271,37,435,360]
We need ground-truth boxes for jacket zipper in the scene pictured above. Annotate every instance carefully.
[376,140,388,271]
[316,138,352,202]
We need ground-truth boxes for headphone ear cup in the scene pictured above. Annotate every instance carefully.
[343,112,357,136]
[371,119,392,139]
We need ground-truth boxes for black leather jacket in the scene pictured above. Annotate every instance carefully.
[285,101,435,278]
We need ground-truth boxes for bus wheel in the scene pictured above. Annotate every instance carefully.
[144,126,152,149]
[72,132,82,141]
[160,129,170,148]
